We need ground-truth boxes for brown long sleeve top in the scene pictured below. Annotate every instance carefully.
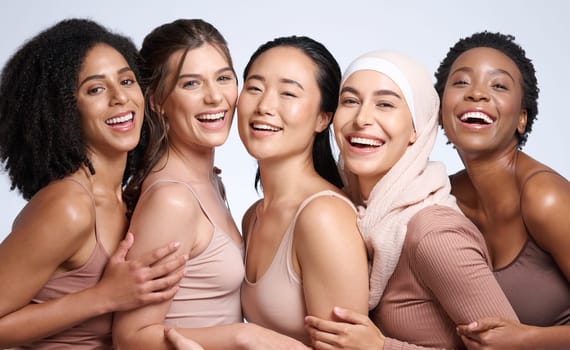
[372,205,518,350]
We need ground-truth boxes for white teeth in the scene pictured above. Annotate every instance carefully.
[350,136,383,147]
[197,112,224,121]
[460,111,493,124]
[106,113,133,125]
[252,123,281,131]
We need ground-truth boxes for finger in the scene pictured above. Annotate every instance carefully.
[333,306,370,325]
[143,284,180,305]
[135,241,181,267]
[111,232,134,263]
[305,316,345,334]
[147,253,187,280]
[313,339,338,350]
[460,334,483,350]
[306,325,344,348]
[165,328,204,350]
[468,317,502,332]
[145,266,185,294]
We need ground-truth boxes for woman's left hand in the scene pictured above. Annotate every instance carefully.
[457,317,529,350]
[305,307,384,350]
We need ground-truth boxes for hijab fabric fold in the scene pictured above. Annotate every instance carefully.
[340,51,460,309]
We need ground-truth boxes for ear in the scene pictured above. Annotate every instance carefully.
[315,112,332,133]
[148,93,162,115]
[408,129,417,145]
[517,109,528,135]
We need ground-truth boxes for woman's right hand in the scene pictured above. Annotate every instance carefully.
[237,323,311,350]
[96,232,186,312]
[165,328,205,350]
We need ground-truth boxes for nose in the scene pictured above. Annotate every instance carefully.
[354,102,374,128]
[110,85,128,105]
[204,82,223,105]
[465,81,489,102]
[255,90,276,116]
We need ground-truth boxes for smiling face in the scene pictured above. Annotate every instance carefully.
[76,43,144,157]
[440,47,527,159]
[237,46,329,163]
[334,70,416,197]
[159,43,237,151]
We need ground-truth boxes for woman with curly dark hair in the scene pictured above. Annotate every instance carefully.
[0,18,185,349]
[436,31,570,349]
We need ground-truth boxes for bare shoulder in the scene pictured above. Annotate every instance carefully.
[294,191,360,248]
[13,179,95,248]
[137,181,201,216]
[519,165,570,249]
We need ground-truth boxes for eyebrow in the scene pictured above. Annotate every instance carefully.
[450,66,515,83]
[179,67,234,80]
[78,66,132,88]
[341,86,402,99]
[246,74,304,90]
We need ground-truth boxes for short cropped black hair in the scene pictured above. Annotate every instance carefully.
[434,31,539,148]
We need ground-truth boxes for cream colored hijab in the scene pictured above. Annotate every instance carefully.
[340,51,460,309]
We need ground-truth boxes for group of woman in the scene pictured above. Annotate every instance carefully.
[0,16,567,350]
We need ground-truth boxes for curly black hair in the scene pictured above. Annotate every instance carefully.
[0,18,141,200]
[434,31,539,148]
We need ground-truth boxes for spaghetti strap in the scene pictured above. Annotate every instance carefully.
[141,179,214,226]
[60,178,100,242]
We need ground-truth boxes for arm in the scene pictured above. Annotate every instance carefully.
[457,173,570,350]
[0,184,183,348]
[295,196,369,319]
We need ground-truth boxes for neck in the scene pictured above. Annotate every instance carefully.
[85,152,128,200]
[168,142,216,181]
[459,145,520,210]
[258,154,317,203]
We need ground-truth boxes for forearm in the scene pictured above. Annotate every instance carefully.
[114,322,250,350]
[523,325,570,350]
[383,337,448,350]
[0,286,110,348]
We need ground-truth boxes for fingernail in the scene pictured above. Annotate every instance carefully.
[173,241,181,249]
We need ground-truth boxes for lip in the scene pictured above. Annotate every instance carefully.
[344,132,384,154]
[105,110,136,131]
[249,119,283,134]
[455,108,496,129]
[195,109,228,130]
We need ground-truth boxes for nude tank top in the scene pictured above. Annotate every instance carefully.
[493,169,570,326]
[493,237,570,326]
[17,178,112,349]
[241,190,357,344]
[141,179,244,328]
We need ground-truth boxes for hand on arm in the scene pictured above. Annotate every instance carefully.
[305,307,384,350]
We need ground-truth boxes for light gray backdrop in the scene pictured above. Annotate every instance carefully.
[1,0,569,241]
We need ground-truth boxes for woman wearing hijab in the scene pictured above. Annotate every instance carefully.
[305,51,517,349]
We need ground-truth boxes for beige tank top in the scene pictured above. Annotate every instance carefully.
[141,179,245,328]
[241,190,356,344]
[17,179,112,349]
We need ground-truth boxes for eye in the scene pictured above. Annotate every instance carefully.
[182,80,200,88]
[121,78,136,86]
[281,91,297,98]
[340,97,359,106]
[218,74,235,83]
[246,85,262,94]
[452,79,469,87]
[376,101,395,109]
[492,82,508,90]
[87,86,104,95]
